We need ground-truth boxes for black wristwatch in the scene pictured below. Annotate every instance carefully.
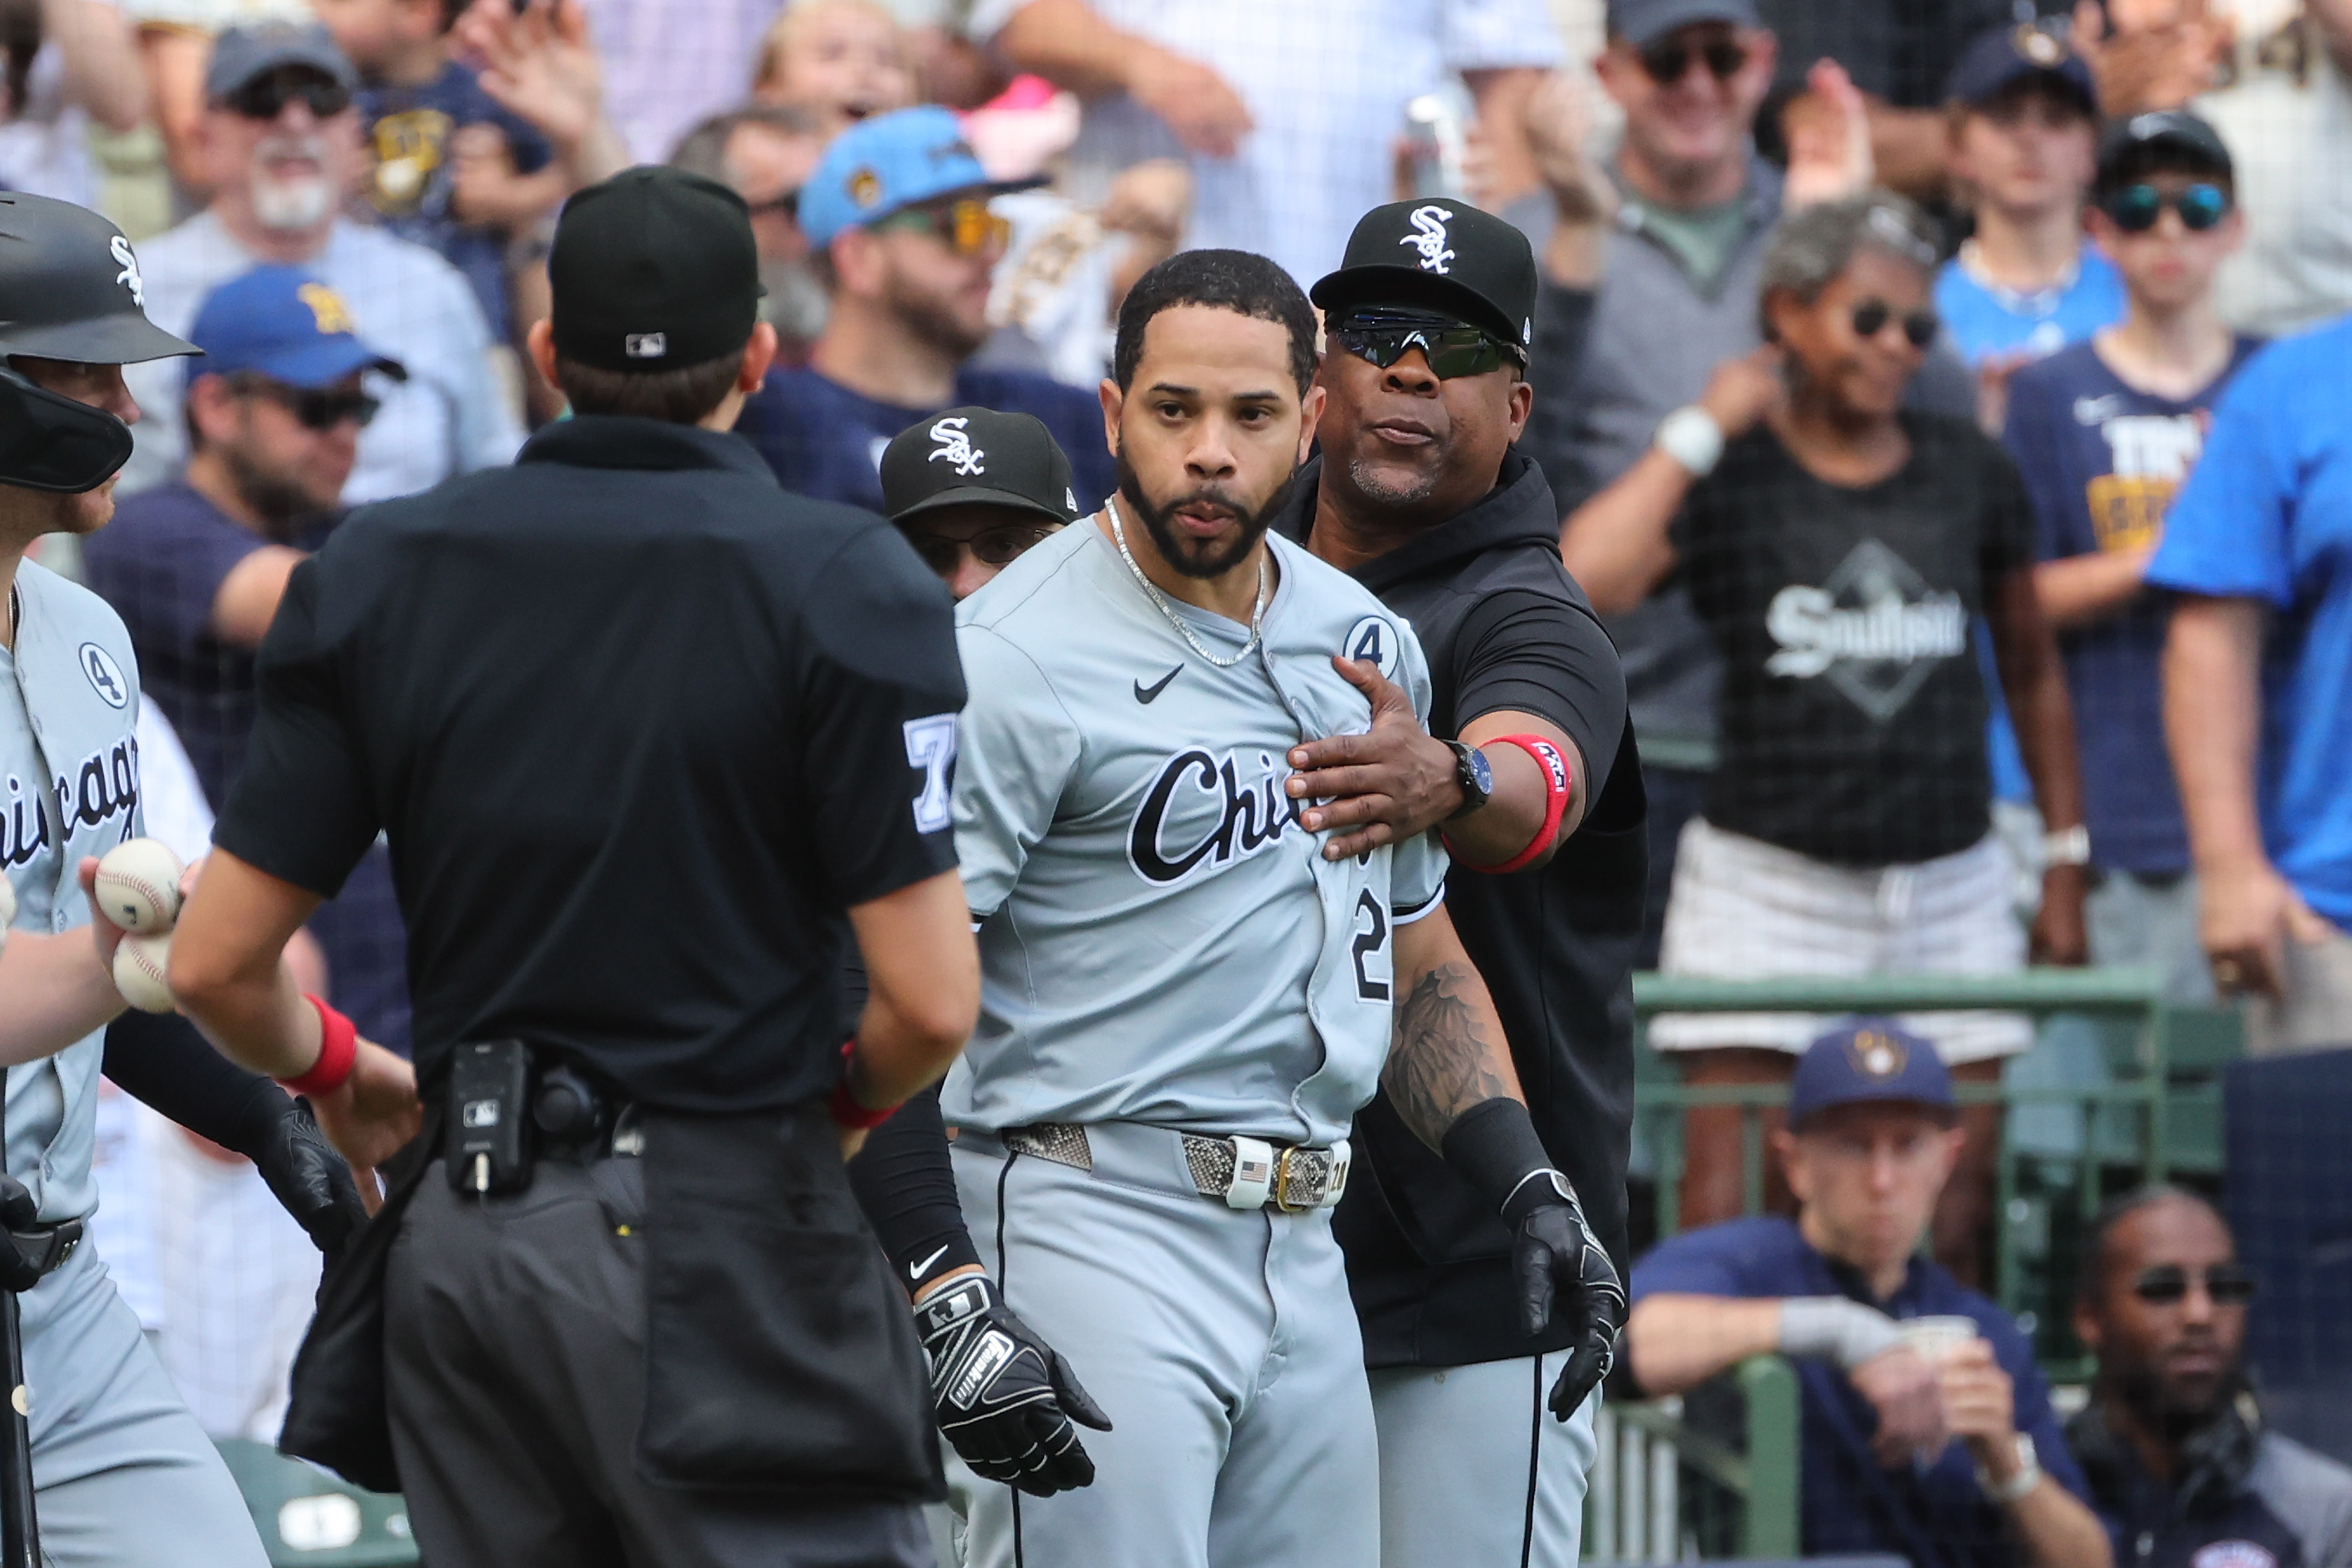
[1443,740,1494,820]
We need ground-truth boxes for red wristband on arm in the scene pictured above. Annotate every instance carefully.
[280,994,358,1099]
[829,1041,899,1132]
[1477,735,1573,875]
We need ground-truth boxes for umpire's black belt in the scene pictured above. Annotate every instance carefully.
[1001,1122,1352,1212]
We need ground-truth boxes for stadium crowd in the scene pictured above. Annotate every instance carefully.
[5,0,2352,1562]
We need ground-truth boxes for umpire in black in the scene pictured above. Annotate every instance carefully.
[170,166,980,1568]
[1274,201,1642,1568]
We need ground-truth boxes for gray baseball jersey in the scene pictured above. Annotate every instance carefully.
[942,521,1448,1147]
[2,559,145,1223]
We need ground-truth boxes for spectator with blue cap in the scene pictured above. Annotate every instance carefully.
[733,104,1116,515]
[84,264,415,1058]
[1935,21,2123,390]
[1626,1017,2111,1568]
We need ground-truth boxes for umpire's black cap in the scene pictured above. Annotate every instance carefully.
[880,407,1082,528]
[1310,201,1539,353]
[0,192,200,366]
[549,167,762,374]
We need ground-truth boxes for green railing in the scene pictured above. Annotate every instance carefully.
[1588,1355,1800,1563]
[1632,966,2183,1377]
[213,1441,418,1567]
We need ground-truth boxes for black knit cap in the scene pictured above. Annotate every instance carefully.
[549,167,762,374]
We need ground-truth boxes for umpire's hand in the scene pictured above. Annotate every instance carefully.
[1509,1172,1626,1421]
[258,1098,373,1256]
[915,1273,1111,1495]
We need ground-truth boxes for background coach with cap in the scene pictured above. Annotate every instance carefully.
[1274,199,1638,1568]
[170,166,982,1568]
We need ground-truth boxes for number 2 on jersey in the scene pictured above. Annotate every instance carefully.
[1350,889,1390,1001]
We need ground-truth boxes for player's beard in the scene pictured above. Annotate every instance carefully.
[1114,448,1298,581]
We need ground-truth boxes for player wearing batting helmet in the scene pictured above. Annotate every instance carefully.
[0,190,374,1567]
[170,165,980,1568]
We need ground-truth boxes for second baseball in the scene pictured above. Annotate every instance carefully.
[113,932,175,1014]
[93,838,183,934]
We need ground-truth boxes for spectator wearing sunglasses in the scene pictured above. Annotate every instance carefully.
[2002,111,2257,1009]
[117,21,524,507]
[2069,1187,2352,1568]
[1567,195,2088,1281]
[83,264,415,1057]
[878,404,1077,602]
[1626,1020,2111,1568]
[1534,0,1978,976]
[733,107,1114,517]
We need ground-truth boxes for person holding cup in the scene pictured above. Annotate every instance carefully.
[1624,1020,2112,1568]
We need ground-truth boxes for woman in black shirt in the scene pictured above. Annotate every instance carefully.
[1562,193,2087,1280]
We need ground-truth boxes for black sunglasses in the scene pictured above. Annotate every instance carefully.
[1850,299,1940,349]
[225,69,352,123]
[1334,313,1524,380]
[909,522,1059,576]
[232,376,381,432]
[2132,1263,2256,1307]
[2100,182,2231,234]
[1639,37,1748,83]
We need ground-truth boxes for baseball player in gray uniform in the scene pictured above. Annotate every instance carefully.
[931,249,1617,1568]
[0,192,276,1564]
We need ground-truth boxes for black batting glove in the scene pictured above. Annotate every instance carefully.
[915,1274,1112,1495]
[256,1099,372,1257]
[1507,1170,1626,1422]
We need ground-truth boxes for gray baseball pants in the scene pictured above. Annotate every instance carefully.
[949,1123,1380,1568]
[1369,1357,1598,1568]
[21,1241,269,1566]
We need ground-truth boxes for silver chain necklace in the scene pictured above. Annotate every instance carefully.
[1106,495,1269,670]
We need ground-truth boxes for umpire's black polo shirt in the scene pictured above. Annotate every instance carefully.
[214,416,966,1107]
[1277,449,1646,1369]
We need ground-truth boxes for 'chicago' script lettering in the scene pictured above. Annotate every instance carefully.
[53,739,139,843]
[1128,748,1301,885]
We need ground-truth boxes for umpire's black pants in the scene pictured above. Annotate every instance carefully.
[383,1156,932,1568]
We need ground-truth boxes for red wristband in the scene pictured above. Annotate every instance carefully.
[280,995,358,1099]
[828,1041,899,1132]
[1478,735,1573,875]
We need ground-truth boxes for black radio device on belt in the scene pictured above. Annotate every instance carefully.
[447,1040,533,1195]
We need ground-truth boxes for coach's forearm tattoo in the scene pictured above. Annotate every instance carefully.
[1384,962,1513,1151]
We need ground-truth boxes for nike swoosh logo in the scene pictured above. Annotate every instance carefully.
[909,1243,951,1281]
[1134,665,1181,704]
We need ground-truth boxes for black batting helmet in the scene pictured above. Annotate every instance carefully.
[0,192,198,492]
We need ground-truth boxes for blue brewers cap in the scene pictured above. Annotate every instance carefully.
[1788,1018,1955,1128]
[187,266,404,389]
[798,105,1042,249]
[1943,22,2098,113]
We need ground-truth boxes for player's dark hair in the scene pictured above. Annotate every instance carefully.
[1113,249,1318,396]
[2077,1184,2227,1307]
[555,346,746,424]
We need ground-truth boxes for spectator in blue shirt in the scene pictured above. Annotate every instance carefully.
[81,265,412,1056]
[733,106,1116,514]
[2006,111,2259,1005]
[1627,1020,2112,1568]
[2151,312,2352,1053]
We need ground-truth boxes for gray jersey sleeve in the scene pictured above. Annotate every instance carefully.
[1390,619,1448,919]
[953,623,1085,920]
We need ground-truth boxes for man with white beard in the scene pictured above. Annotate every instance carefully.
[120,22,523,504]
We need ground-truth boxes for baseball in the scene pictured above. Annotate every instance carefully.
[113,932,176,1014]
[93,838,184,935]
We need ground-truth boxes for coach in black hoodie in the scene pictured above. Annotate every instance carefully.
[1275,200,1641,1568]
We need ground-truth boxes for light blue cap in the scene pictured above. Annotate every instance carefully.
[798,105,1039,249]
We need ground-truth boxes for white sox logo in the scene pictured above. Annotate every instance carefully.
[1128,747,1301,884]
[109,234,144,308]
[927,416,985,477]
[1400,205,1455,275]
